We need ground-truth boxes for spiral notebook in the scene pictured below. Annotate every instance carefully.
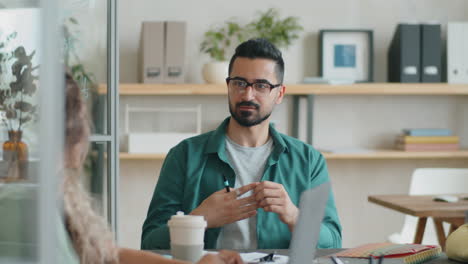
[329,243,442,264]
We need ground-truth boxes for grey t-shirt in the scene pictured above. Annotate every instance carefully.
[216,135,274,249]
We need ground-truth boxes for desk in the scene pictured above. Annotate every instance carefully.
[152,249,456,264]
[368,194,468,250]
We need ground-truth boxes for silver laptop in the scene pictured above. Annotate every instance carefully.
[289,182,330,264]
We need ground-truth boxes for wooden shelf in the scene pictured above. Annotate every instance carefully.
[322,150,468,159]
[98,83,468,95]
[119,150,468,161]
[119,153,167,160]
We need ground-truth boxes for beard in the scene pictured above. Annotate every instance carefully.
[229,100,272,127]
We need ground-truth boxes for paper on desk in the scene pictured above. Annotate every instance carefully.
[240,252,289,264]
[163,251,289,263]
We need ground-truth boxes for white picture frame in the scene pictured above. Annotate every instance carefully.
[319,30,373,82]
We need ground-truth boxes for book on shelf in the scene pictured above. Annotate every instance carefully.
[319,243,442,264]
[396,135,459,144]
[396,143,459,151]
[402,128,452,137]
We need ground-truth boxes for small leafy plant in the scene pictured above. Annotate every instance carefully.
[200,8,303,61]
[200,21,247,61]
[246,8,303,49]
[0,32,39,133]
[63,17,96,98]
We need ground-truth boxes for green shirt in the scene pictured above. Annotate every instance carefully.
[141,117,342,249]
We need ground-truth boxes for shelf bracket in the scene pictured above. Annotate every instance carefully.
[291,95,315,145]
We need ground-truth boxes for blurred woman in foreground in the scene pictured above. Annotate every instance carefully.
[62,73,243,264]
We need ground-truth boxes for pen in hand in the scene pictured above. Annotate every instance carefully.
[223,174,230,193]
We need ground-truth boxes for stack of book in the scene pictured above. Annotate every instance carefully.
[396,128,460,151]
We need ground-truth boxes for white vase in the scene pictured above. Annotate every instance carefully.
[202,61,229,84]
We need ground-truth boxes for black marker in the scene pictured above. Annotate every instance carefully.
[222,174,230,192]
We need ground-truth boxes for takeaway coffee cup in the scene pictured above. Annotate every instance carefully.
[168,211,207,262]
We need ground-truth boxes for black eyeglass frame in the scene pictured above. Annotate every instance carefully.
[225,77,282,91]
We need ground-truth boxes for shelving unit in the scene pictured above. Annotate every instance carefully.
[99,83,468,95]
[119,150,468,160]
[110,83,468,161]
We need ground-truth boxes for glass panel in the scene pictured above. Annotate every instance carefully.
[63,1,112,231]
[0,0,115,262]
[0,3,42,262]
[63,0,108,136]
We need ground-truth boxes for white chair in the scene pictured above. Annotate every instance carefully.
[388,168,468,245]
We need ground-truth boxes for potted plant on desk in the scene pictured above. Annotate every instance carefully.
[200,8,303,84]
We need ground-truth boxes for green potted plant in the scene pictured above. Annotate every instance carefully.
[0,40,39,173]
[246,8,303,50]
[200,20,247,84]
[199,8,303,84]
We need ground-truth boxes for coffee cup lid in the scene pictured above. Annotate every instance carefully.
[168,211,207,229]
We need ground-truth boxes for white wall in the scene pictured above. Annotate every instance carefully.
[115,0,468,249]
[119,0,468,84]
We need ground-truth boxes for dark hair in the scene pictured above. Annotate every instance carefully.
[228,38,284,83]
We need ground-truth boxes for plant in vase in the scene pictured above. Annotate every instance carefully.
[0,39,39,175]
[200,20,247,84]
[200,8,303,84]
[63,17,97,99]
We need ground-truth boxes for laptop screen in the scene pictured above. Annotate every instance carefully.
[289,182,331,264]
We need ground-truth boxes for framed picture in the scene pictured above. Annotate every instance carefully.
[319,29,373,82]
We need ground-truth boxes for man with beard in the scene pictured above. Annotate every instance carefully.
[141,38,342,250]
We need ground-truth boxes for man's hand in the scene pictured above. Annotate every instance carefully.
[190,183,258,228]
[254,181,299,232]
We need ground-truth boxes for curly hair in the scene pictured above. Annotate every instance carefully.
[63,73,118,263]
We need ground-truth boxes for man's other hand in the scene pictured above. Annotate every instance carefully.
[254,181,299,232]
[190,183,258,228]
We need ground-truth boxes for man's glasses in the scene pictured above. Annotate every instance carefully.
[226,77,281,97]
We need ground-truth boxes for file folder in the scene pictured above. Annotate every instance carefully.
[388,24,420,83]
[164,21,186,83]
[139,21,165,83]
[447,22,468,84]
[420,24,442,82]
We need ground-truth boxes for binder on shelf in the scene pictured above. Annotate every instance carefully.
[164,21,186,83]
[139,21,165,83]
[388,23,421,83]
[420,23,442,82]
[447,22,468,84]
